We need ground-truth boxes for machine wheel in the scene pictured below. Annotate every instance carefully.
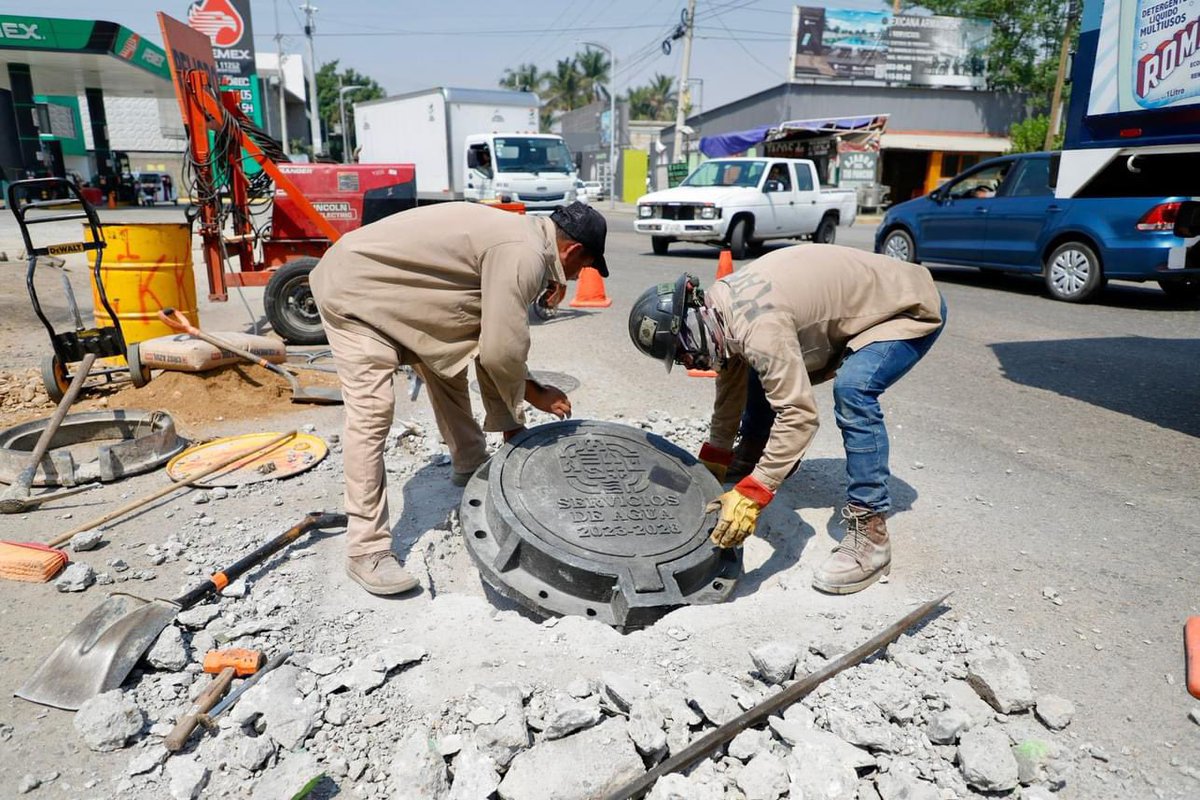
[1158,278,1200,302]
[127,343,152,388]
[814,214,837,244]
[41,355,69,404]
[728,218,751,260]
[882,228,917,263]
[651,236,670,256]
[1044,241,1104,302]
[264,257,327,345]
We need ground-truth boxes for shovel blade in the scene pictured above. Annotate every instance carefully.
[291,387,342,405]
[16,593,180,710]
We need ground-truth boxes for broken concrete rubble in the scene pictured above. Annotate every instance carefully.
[498,717,642,800]
[967,647,1035,713]
[74,690,145,752]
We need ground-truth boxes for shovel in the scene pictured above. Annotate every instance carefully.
[16,511,346,710]
[158,308,342,405]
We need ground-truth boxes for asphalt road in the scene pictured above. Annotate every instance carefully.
[0,205,1197,796]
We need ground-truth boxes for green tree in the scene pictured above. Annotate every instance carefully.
[316,60,386,160]
[1008,114,1061,153]
[500,63,544,93]
[626,74,677,121]
[576,48,612,101]
[916,0,1074,112]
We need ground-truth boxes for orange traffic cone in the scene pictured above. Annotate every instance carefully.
[569,267,612,308]
[716,249,733,279]
[687,367,717,378]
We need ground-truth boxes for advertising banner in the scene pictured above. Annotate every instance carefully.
[792,6,991,89]
[186,0,261,124]
[1088,0,1200,114]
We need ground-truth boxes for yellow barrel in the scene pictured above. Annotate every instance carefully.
[85,223,199,360]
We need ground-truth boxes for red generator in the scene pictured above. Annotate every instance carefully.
[244,163,416,344]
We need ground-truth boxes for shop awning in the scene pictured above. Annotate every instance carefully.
[699,115,889,158]
[881,131,1010,153]
[698,126,773,158]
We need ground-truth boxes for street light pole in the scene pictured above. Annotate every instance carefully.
[338,83,364,163]
[581,41,615,209]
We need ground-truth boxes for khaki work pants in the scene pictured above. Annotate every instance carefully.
[322,312,519,557]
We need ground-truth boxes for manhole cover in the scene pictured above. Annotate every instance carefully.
[461,420,741,630]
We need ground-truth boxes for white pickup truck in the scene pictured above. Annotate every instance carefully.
[634,157,858,258]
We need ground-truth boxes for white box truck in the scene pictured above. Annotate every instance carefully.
[354,87,578,214]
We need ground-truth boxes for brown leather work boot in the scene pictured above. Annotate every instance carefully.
[726,436,769,484]
[812,505,892,595]
[346,551,419,596]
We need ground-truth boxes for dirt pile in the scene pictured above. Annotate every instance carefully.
[85,365,340,430]
[0,368,55,420]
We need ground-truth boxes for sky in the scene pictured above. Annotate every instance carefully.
[17,0,890,114]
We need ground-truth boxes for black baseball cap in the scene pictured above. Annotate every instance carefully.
[551,202,609,277]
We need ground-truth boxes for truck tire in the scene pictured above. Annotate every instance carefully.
[728,218,751,260]
[814,214,837,244]
[651,236,670,256]
[264,257,328,345]
[881,228,917,263]
[1043,241,1104,303]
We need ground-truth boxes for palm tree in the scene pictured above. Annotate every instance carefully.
[500,63,544,93]
[645,74,677,120]
[576,48,611,102]
[542,57,587,122]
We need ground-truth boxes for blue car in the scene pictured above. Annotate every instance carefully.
[874,152,1198,302]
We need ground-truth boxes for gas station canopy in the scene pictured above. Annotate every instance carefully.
[0,14,173,98]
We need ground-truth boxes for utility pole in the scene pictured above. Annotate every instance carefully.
[671,0,697,165]
[272,0,290,154]
[300,1,323,156]
[1045,1,1077,152]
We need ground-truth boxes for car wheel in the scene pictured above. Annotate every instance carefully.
[651,236,670,256]
[814,214,837,244]
[882,228,917,263]
[1158,278,1200,302]
[728,218,750,260]
[1044,241,1104,302]
[264,257,328,345]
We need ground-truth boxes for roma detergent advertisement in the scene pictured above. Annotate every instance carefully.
[1089,0,1200,113]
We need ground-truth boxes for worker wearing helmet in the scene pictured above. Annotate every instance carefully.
[312,201,608,596]
[627,245,944,594]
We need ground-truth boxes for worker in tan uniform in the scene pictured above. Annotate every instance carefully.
[311,201,609,595]
[628,245,944,594]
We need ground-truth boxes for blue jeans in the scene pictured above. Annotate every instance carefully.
[740,295,946,512]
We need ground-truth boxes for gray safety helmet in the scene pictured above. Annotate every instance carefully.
[628,273,694,373]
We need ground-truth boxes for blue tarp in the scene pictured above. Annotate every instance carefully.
[699,126,772,158]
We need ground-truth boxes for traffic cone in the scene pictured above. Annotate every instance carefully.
[569,267,612,308]
[716,249,733,279]
[687,367,717,378]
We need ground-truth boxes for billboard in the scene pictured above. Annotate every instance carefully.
[186,0,261,124]
[792,6,991,89]
[1087,0,1200,114]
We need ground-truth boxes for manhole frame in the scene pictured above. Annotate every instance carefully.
[460,420,741,631]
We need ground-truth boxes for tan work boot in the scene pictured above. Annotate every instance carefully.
[346,551,419,596]
[812,505,891,595]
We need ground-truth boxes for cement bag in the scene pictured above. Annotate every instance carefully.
[135,333,288,372]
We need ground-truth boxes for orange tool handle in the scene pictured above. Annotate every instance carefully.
[203,648,265,677]
[1186,617,1200,700]
[164,666,234,752]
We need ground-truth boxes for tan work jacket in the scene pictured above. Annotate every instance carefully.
[310,202,566,425]
[706,245,943,491]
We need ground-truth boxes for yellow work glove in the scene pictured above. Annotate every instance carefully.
[698,442,732,482]
[706,477,774,548]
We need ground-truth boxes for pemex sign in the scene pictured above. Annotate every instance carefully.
[186,0,261,124]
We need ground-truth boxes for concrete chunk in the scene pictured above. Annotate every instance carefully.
[498,718,642,800]
[957,727,1019,792]
[966,648,1034,713]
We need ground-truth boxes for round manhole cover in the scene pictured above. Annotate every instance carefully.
[461,420,741,630]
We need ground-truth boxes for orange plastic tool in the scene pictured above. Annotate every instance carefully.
[1186,617,1200,700]
[203,648,265,677]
